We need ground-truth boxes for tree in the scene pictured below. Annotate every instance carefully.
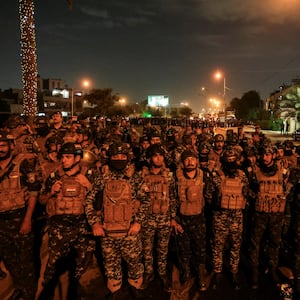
[19,0,38,117]
[230,90,262,120]
[84,88,120,116]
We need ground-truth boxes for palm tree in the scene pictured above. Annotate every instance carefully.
[19,0,72,118]
[19,0,37,117]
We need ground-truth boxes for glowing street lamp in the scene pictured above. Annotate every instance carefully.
[214,70,229,111]
[71,79,92,116]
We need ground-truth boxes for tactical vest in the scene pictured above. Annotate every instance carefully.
[143,173,170,214]
[103,179,133,237]
[176,168,204,215]
[220,174,246,210]
[48,175,86,216]
[0,159,25,212]
[255,168,286,213]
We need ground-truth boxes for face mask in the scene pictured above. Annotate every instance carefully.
[109,159,128,171]
[284,150,293,156]
[222,161,238,175]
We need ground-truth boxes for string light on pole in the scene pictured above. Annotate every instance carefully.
[19,0,38,117]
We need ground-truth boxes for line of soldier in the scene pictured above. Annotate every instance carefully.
[0,112,300,300]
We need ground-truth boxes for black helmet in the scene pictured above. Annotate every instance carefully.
[146,144,165,158]
[198,142,211,155]
[59,142,83,158]
[45,135,63,150]
[221,146,238,163]
[108,142,129,157]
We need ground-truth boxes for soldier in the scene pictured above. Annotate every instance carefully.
[208,146,249,290]
[40,142,93,298]
[85,141,145,300]
[175,149,208,291]
[139,144,179,291]
[208,133,225,170]
[0,131,42,299]
[249,145,291,289]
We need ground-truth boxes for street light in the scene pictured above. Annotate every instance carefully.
[71,79,91,116]
[214,70,228,111]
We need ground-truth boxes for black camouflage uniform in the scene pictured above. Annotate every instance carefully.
[85,142,146,297]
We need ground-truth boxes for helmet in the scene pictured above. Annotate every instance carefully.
[45,135,63,150]
[59,142,83,158]
[108,142,129,157]
[34,116,48,126]
[260,145,275,155]
[221,146,238,163]
[181,149,197,162]
[81,150,99,167]
[0,130,14,142]
[6,115,26,129]
[226,133,238,145]
[283,140,294,149]
[182,134,192,145]
[198,142,211,155]
[146,144,165,158]
[214,134,225,143]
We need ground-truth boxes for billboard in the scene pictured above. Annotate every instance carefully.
[148,95,169,107]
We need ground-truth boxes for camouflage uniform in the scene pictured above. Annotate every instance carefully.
[0,132,42,300]
[85,163,145,293]
[249,150,291,287]
[175,162,207,290]
[206,146,249,289]
[42,149,94,288]
[209,169,249,274]
[139,156,177,288]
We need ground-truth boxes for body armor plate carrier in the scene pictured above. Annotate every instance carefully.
[255,169,286,213]
[0,159,25,212]
[144,174,170,214]
[48,176,86,216]
[220,175,246,210]
[103,179,133,237]
[176,168,204,215]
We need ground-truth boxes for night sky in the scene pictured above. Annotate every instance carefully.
[1,0,300,112]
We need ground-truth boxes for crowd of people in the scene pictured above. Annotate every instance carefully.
[0,111,299,300]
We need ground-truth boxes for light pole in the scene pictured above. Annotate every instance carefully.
[214,70,227,111]
[71,79,91,117]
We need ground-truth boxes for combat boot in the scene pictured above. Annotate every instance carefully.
[181,263,192,284]
[251,269,259,289]
[160,274,172,292]
[140,272,155,290]
[198,264,208,291]
[295,277,300,300]
[0,266,7,280]
[269,267,280,285]
[8,289,23,300]
[210,272,222,290]
[231,272,240,290]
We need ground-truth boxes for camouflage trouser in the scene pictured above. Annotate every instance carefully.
[142,217,172,276]
[100,234,144,290]
[249,212,284,269]
[176,213,206,267]
[212,209,243,273]
[43,215,92,284]
[0,209,37,300]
